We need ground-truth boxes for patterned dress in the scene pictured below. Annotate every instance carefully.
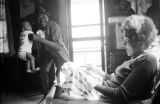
[60,62,103,100]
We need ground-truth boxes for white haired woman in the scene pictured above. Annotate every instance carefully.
[39,15,158,104]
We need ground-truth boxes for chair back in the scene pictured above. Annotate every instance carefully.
[150,66,160,104]
[141,59,160,104]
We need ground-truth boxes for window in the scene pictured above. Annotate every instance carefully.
[0,0,9,53]
[70,0,105,67]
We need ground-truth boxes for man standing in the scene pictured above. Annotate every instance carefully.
[32,13,69,96]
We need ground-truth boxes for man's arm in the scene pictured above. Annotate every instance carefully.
[32,34,61,51]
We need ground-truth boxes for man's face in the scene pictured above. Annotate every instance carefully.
[39,14,49,28]
[23,21,32,31]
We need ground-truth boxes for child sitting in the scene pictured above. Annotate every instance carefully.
[18,21,39,73]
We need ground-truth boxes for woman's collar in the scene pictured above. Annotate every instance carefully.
[131,50,144,59]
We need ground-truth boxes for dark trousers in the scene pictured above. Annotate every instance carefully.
[39,60,56,95]
[38,58,65,95]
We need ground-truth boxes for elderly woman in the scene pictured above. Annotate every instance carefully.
[39,15,158,104]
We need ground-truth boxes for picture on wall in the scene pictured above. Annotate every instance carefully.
[20,0,35,18]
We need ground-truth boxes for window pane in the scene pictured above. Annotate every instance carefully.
[73,40,101,52]
[74,51,102,66]
[73,40,101,66]
[0,0,9,53]
[0,21,8,53]
[0,1,6,20]
[71,0,100,26]
[72,25,100,38]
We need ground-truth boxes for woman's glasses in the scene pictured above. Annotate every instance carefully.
[123,37,129,47]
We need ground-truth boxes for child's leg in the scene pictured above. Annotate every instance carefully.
[26,52,35,70]
[56,68,60,84]
[55,59,63,84]
[26,60,32,73]
[26,52,40,71]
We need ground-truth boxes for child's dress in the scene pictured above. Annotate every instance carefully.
[18,30,33,61]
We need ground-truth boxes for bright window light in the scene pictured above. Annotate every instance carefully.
[0,0,9,53]
[71,0,100,26]
[73,40,102,66]
[71,0,102,66]
[72,25,100,38]
[73,40,101,52]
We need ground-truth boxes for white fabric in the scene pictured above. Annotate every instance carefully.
[60,62,103,100]
[36,30,45,38]
[18,31,33,60]
[127,0,152,14]
[18,51,27,61]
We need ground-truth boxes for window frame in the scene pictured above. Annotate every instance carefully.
[67,0,106,70]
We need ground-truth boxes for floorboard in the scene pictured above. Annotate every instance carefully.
[1,92,112,104]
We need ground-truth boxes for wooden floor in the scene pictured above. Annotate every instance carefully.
[1,92,43,104]
[1,92,111,104]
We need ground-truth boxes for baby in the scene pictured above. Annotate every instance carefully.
[18,21,39,73]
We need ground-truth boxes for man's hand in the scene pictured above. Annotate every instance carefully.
[32,34,42,42]
[28,33,34,41]
[32,33,61,51]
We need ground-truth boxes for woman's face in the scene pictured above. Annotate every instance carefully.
[123,37,135,56]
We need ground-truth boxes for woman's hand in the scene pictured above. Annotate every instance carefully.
[103,72,112,81]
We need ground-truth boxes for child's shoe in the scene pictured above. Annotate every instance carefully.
[26,69,35,73]
[34,67,40,71]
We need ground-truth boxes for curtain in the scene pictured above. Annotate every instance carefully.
[0,0,9,54]
[5,0,15,56]
[146,0,160,34]
[6,0,20,56]
[58,0,72,60]
[0,0,18,56]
